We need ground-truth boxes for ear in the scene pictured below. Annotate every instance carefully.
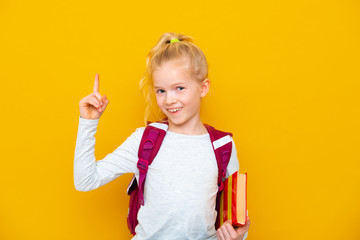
[200,78,210,98]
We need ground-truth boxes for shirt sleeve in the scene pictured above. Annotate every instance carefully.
[225,137,240,179]
[73,116,145,192]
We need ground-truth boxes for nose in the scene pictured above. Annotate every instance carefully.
[165,92,177,105]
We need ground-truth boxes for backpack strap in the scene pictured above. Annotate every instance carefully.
[127,121,168,235]
[204,124,233,229]
[204,124,233,190]
[137,122,168,205]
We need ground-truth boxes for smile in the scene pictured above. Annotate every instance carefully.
[167,107,182,113]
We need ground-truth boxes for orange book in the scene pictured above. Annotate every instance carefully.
[218,171,247,227]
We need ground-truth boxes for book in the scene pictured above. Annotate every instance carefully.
[217,171,247,227]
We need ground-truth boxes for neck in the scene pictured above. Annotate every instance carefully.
[167,116,207,135]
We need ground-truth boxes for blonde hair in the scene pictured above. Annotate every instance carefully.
[140,32,209,124]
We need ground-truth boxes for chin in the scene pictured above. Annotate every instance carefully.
[170,119,192,129]
[167,117,184,125]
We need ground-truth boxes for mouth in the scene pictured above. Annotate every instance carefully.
[167,107,183,113]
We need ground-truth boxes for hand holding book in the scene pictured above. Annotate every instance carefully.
[216,217,250,240]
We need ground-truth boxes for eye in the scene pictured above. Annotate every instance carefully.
[156,89,165,94]
[176,86,184,91]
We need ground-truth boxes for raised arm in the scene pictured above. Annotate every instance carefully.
[74,74,143,192]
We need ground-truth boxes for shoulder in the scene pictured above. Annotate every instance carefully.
[206,125,239,177]
[134,126,146,134]
[132,121,168,137]
[130,127,146,141]
[205,124,235,150]
[127,123,168,143]
[119,126,146,146]
[112,127,146,155]
[204,124,233,137]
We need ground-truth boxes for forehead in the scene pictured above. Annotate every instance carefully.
[152,58,193,85]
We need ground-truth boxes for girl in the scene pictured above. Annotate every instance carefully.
[74,32,250,240]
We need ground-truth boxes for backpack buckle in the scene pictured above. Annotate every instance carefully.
[137,158,149,173]
[143,139,155,150]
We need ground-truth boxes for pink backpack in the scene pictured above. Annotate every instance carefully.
[126,121,233,235]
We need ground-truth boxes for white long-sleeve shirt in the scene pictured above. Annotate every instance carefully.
[74,117,246,240]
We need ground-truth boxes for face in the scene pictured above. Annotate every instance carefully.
[152,58,209,132]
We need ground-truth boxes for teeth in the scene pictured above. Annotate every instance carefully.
[168,108,181,113]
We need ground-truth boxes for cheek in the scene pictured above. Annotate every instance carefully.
[185,92,200,104]
[155,95,163,108]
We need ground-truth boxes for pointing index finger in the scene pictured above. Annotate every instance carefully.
[93,73,99,92]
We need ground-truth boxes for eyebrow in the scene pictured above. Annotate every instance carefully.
[154,82,186,88]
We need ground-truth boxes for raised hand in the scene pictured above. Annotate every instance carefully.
[79,73,109,119]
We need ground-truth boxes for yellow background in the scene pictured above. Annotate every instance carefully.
[1,0,359,239]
